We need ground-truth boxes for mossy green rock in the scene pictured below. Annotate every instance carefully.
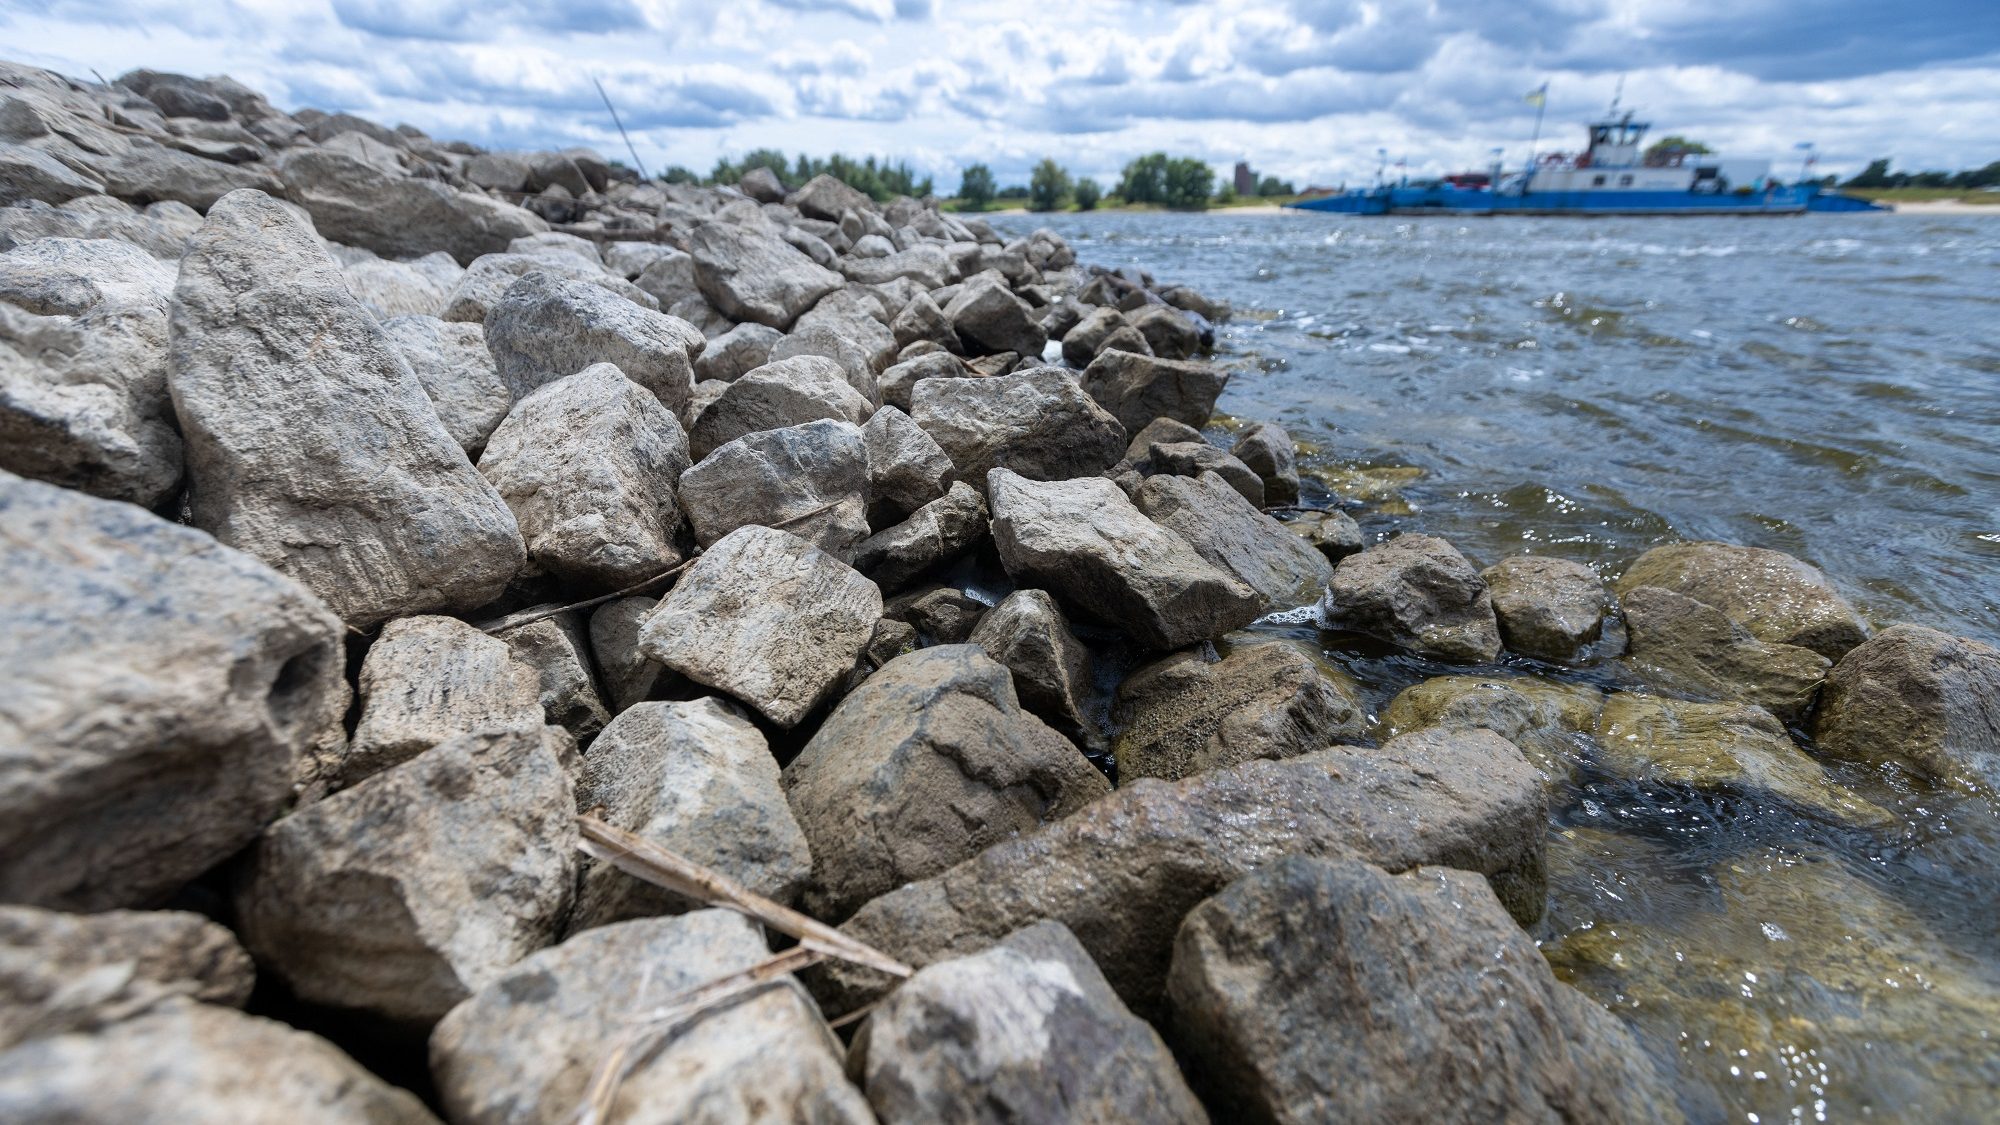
[1382,674,1603,789]
[1616,541,1867,660]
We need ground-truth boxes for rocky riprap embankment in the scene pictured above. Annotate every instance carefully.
[4,60,1999,1124]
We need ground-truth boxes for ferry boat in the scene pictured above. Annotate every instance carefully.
[1289,110,1886,217]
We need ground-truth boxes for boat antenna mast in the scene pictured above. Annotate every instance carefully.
[1524,82,1549,184]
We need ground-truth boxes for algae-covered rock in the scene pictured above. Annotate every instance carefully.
[1622,585,1828,723]
[1482,554,1611,662]
[1593,693,1888,826]
[1382,674,1604,789]
[1617,541,1868,660]
[1324,533,1502,662]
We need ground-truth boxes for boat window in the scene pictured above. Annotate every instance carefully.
[1619,174,1634,186]
[1593,175,1607,187]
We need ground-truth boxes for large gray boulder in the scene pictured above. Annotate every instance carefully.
[890,290,956,352]
[693,320,782,382]
[477,362,692,589]
[768,323,882,402]
[481,270,703,415]
[234,728,578,1027]
[278,147,547,264]
[639,525,883,727]
[1616,540,1868,660]
[911,367,1125,482]
[789,173,875,220]
[588,595,668,713]
[343,615,544,790]
[0,471,348,910]
[1167,856,1679,1125]
[0,237,182,506]
[1061,306,1126,367]
[783,645,1109,919]
[169,189,523,628]
[1812,625,2000,796]
[988,469,1262,650]
[0,1000,438,1124]
[853,480,987,593]
[1126,304,1201,359]
[0,143,105,206]
[1136,470,1333,610]
[572,699,812,929]
[854,920,1206,1125]
[430,912,872,1125]
[379,315,511,456]
[967,589,1096,745]
[686,355,872,462]
[1323,533,1502,662]
[1080,349,1228,434]
[862,403,953,517]
[439,251,658,324]
[1146,440,1265,506]
[820,729,1548,1018]
[1622,585,1829,723]
[841,243,956,289]
[880,350,967,412]
[491,610,611,745]
[678,418,872,559]
[0,906,254,1050]
[341,252,460,320]
[944,272,1046,357]
[1483,554,1613,662]
[1114,639,1366,782]
[689,221,844,330]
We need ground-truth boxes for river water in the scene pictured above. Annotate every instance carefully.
[997,210,2000,1123]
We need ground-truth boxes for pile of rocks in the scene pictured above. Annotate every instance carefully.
[5,59,1997,1124]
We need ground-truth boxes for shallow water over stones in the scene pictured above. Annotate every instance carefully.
[1001,210,2000,1122]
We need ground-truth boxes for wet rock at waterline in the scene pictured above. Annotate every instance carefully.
[1621,585,1829,723]
[1482,554,1612,663]
[1323,533,1503,662]
[1114,639,1367,782]
[987,468,1263,650]
[1593,692,1890,827]
[1382,675,1603,789]
[638,525,883,728]
[784,646,1108,919]
[819,729,1549,1018]
[1813,624,2000,797]
[1167,856,1680,1125]
[571,699,811,929]
[1146,440,1266,506]
[1232,420,1301,505]
[1284,508,1365,564]
[0,471,348,910]
[1617,540,1869,660]
[234,728,578,1027]
[852,921,1208,1125]
[168,189,524,627]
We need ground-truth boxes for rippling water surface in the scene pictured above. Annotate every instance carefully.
[998,210,2000,1122]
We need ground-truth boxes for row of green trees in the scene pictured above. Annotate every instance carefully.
[656,148,934,202]
[956,154,1261,211]
[1843,158,2000,190]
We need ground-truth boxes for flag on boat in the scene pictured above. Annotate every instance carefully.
[1524,83,1547,107]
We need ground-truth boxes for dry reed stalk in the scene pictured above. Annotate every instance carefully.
[570,817,915,1125]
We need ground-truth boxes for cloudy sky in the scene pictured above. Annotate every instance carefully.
[7,0,1999,189]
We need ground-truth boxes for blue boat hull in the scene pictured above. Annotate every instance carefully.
[1288,183,1841,216]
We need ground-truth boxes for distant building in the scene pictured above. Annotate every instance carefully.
[1234,161,1255,196]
